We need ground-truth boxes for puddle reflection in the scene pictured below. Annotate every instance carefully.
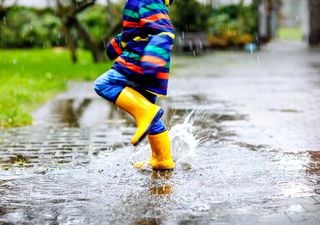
[149,170,173,195]
[51,98,91,127]
[35,98,132,127]
[133,219,160,225]
[306,151,320,175]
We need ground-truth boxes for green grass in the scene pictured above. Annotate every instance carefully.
[0,48,111,128]
[278,27,303,41]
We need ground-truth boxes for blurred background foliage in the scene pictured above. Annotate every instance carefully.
[0,7,62,48]
[0,4,121,49]
[207,3,258,47]
[169,0,212,33]
[0,1,258,51]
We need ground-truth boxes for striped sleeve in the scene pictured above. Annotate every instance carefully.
[106,33,123,60]
[140,0,174,79]
[141,34,173,79]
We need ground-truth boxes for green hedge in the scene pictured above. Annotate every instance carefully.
[0,7,63,48]
[0,5,117,48]
[0,3,258,49]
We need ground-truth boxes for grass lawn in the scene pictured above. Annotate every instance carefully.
[0,48,111,128]
[278,27,303,41]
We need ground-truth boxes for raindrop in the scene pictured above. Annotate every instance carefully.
[257,56,260,64]
[255,33,259,43]
[3,16,6,25]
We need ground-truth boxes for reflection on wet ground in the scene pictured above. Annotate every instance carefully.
[307,151,320,175]
[1,41,320,224]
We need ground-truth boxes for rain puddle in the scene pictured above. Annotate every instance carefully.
[2,43,320,223]
[1,101,320,224]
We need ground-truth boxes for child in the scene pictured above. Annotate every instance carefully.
[94,0,175,170]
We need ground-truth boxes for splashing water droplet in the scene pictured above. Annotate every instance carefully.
[170,110,198,170]
[130,110,199,171]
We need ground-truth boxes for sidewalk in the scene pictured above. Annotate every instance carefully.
[0,40,320,225]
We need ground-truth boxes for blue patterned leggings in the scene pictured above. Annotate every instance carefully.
[94,69,166,135]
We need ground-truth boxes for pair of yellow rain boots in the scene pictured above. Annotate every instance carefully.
[115,87,174,170]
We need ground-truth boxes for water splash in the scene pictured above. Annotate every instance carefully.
[169,110,198,170]
[129,110,199,171]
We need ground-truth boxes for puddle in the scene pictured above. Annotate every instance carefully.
[2,44,320,224]
[33,97,132,128]
[1,103,320,225]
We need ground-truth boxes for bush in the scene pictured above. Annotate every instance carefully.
[170,0,211,32]
[0,4,122,49]
[78,5,109,43]
[0,7,62,48]
[207,3,258,47]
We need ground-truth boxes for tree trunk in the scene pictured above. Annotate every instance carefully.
[72,17,103,62]
[309,0,320,46]
[62,25,78,63]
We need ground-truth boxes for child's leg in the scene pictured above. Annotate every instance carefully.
[135,90,174,170]
[94,69,128,103]
[94,69,163,146]
[133,89,167,135]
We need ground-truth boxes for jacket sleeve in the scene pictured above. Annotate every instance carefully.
[139,1,175,79]
[106,33,123,60]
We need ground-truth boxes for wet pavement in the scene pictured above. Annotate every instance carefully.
[1,40,320,225]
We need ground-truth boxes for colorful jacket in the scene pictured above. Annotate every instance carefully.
[106,0,175,96]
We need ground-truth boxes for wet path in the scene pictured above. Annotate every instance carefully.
[1,41,320,224]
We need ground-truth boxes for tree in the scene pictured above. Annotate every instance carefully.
[0,0,17,21]
[55,0,122,63]
[0,0,17,47]
[309,0,320,45]
[55,0,102,63]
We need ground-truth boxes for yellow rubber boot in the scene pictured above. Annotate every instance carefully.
[148,130,175,170]
[115,87,163,145]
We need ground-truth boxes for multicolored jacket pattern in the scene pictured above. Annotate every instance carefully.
[106,0,175,96]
